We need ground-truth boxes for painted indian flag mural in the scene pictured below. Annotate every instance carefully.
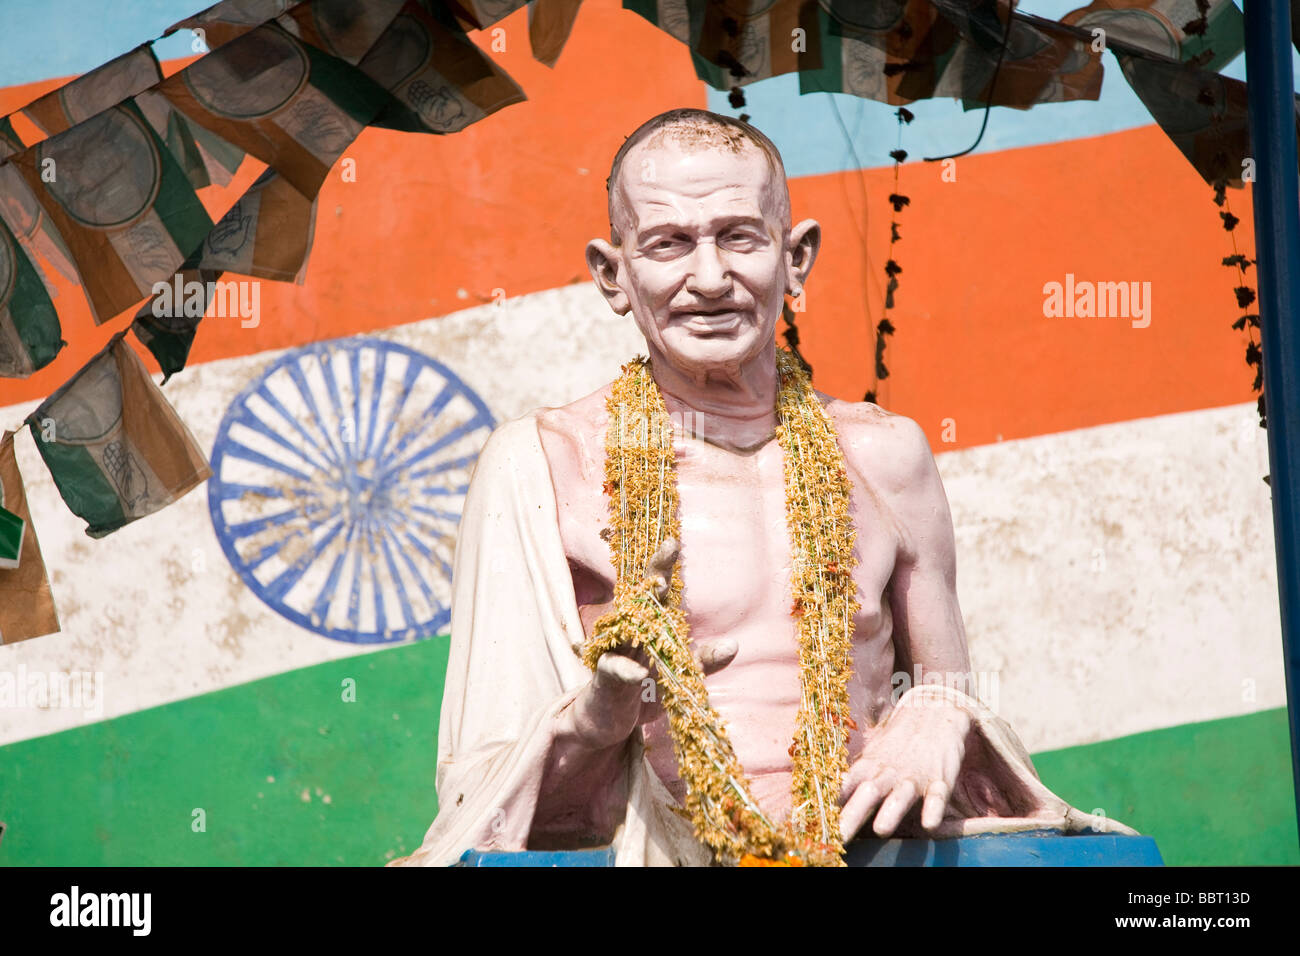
[0,0,1294,866]
[207,336,496,644]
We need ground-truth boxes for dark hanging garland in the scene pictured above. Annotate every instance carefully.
[1186,0,1268,483]
[1219,199,1262,422]
[865,105,913,404]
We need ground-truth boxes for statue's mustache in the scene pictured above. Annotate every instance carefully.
[669,302,751,316]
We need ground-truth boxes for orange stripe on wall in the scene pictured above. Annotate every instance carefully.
[0,6,1258,455]
[793,125,1258,449]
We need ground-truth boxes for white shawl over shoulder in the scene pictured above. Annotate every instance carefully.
[393,412,1134,867]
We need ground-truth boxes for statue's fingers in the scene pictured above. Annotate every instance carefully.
[647,537,680,601]
[841,759,894,804]
[872,779,920,837]
[594,652,650,689]
[576,653,654,747]
[840,760,867,804]
[920,780,951,832]
[606,641,652,673]
[839,778,885,844]
[649,536,680,570]
[695,638,738,675]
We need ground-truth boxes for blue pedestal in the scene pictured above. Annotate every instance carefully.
[844,830,1164,867]
[456,847,617,867]
[454,831,1163,867]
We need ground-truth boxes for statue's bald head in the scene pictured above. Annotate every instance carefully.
[605,108,792,245]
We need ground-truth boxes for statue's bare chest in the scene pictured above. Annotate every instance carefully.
[541,417,897,644]
[549,429,792,610]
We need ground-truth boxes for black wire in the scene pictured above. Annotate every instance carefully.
[923,10,1016,162]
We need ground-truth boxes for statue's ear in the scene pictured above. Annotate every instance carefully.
[586,239,630,315]
[787,219,821,293]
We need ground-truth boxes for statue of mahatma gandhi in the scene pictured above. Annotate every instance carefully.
[395,108,1134,867]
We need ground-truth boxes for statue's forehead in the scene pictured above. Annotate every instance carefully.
[619,141,776,223]
[624,138,770,189]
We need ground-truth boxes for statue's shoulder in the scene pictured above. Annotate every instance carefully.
[532,380,617,481]
[821,391,936,495]
[534,380,616,444]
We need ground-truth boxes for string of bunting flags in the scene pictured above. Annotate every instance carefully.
[0,0,537,642]
[0,0,1289,644]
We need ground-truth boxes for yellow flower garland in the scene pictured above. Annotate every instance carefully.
[580,348,860,866]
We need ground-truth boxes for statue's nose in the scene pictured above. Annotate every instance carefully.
[683,239,732,296]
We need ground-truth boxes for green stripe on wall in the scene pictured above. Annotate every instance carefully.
[1032,708,1300,866]
[0,636,450,866]
[0,636,1295,865]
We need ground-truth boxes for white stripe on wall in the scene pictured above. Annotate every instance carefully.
[0,282,1284,756]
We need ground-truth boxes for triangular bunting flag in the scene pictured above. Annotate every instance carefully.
[166,0,297,52]
[0,212,65,377]
[21,45,163,138]
[157,22,393,200]
[529,0,584,68]
[361,0,526,134]
[0,503,23,569]
[26,333,211,538]
[11,101,214,325]
[131,168,318,379]
[0,116,23,159]
[0,430,60,643]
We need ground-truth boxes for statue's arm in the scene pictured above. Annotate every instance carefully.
[400,418,637,861]
[531,651,646,844]
[880,415,973,685]
[532,539,737,843]
[838,414,976,839]
[521,416,655,845]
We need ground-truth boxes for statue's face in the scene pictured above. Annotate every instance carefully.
[608,140,792,374]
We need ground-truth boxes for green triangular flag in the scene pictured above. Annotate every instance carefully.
[0,503,24,570]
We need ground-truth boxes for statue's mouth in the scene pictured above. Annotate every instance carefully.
[673,308,746,334]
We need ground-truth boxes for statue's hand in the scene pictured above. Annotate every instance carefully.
[567,537,737,750]
[838,700,972,842]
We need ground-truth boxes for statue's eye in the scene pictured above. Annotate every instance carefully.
[721,230,761,250]
[646,237,686,255]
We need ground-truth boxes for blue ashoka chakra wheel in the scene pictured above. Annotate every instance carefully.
[208,336,495,644]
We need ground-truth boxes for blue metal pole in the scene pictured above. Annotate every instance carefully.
[1244,0,1300,843]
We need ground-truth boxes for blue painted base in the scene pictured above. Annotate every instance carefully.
[456,847,617,867]
[454,831,1163,867]
[844,830,1164,867]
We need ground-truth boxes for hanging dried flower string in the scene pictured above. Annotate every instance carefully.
[1219,203,1264,447]
[867,106,913,403]
[1188,0,1268,484]
[582,351,859,867]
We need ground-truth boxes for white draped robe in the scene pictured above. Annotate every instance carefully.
[393,411,1136,867]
